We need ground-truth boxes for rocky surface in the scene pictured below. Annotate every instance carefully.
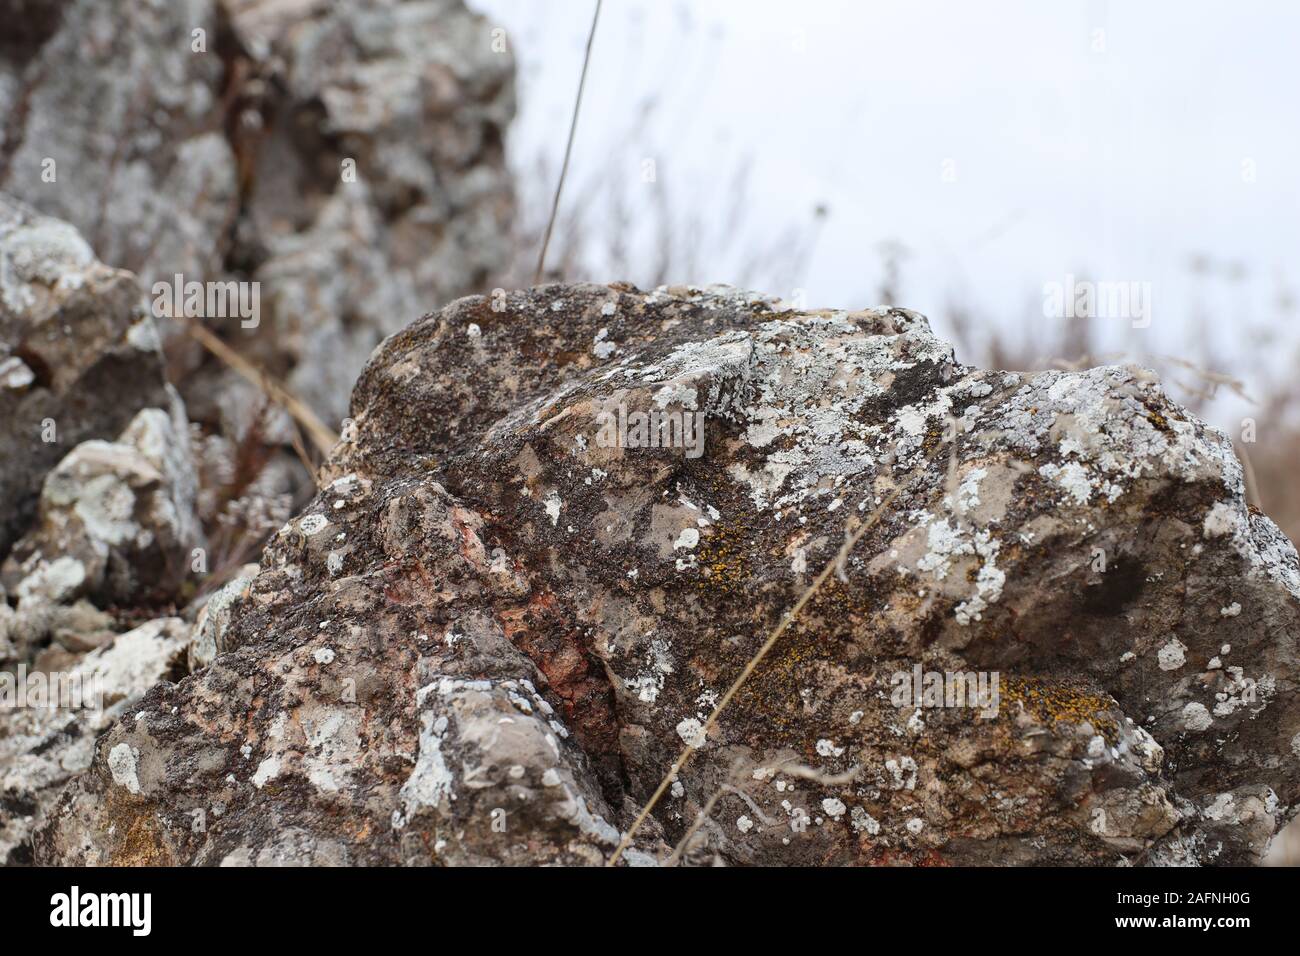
[2,405,203,613]
[32,284,1300,866]
[0,197,205,864]
[0,618,189,864]
[2,0,519,864]
[0,195,176,557]
[0,0,516,430]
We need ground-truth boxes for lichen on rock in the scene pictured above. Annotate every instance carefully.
[0,195,177,558]
[3,405,204,610]
[0,617,189,864]
[30,284,1300,867]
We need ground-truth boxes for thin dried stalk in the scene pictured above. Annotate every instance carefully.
[1237,441,1262,508]
[534,0,602,284]
[179,315,338,456]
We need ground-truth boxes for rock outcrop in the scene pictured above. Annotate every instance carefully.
[1,0,520,864]
[2,405,203,612]
[33,284,1300,866]
[0,0,516,430]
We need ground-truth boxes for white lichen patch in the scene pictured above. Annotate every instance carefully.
[885,756,918,790]
[395,712,454,826]
[252,755,282,789]
[1203,502,1242,539]
[299,513,329,536]
[1128,725,1164,774]
[592,327,616,359]
[1157,638,1187,671]
[1203,793,1236,822]
[1038,461,1094,506]
[903,515,1005,624]
[627,637,674,704]
[673,527,700,550]
[107,743,141,794]
[644,312,953,510]
[821,797,847,820]
[851,806,880,835]
[15,556,86,603]
[543,492,562,527]
[950,467,987,514]
[676,717,707,749]
[955,533,1005,624]
[1182,702,1213,732]
[1212,666,1271,718]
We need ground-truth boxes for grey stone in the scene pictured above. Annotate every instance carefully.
[0,616,189,865]
[0,0,516,431]
[2,404,204,609]
[0,194,175,558]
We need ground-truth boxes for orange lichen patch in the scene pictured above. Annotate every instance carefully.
[1000,676,1120,743]
[1145,410,1172,434]
[693,520,756,593]
[1138,394,1178,434]
[920,421,948,455]
[728,622,840,746]
[106,796,173,867]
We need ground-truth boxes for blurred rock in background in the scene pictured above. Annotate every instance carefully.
[0,0,515,432]
[0,0,516,865]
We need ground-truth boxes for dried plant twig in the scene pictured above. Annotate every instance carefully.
[534,0,602,284]
[178,315,338,456]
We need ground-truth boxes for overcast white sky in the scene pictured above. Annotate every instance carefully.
[474,0,1300,411]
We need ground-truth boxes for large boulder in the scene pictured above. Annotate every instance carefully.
[34,284,1300,866]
